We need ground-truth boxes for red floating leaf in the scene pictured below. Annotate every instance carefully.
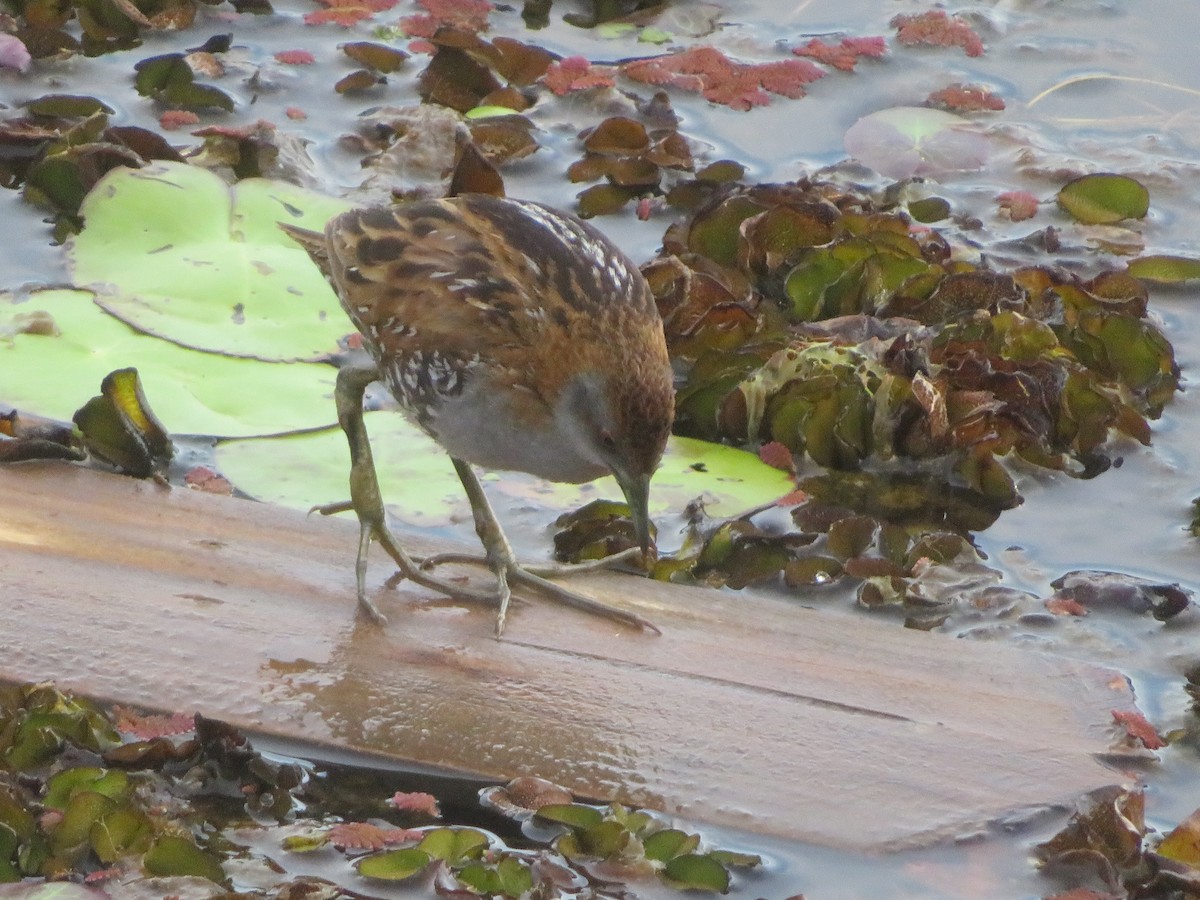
[997,190,1039,222]
[390,791,441,817]
[542,55,617,95]
[274,48,315,64]
[1111,709,1166,750]
[758,441,796,474]
[1045,595,1087,616]
[401,0,491,38]
[791,36,886,72]
[892,10,984,57]
[329,822,423,850]
[184,465,233,495]
[285,106,308,119]
[159,109,199,130]
[622,46,823,111]
[303,0,398,27]
[927,82,1004,112]
[112,705,195,739]
[775,489,808,507]
[84,867,124,884]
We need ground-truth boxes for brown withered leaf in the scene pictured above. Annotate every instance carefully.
[583,116,649,156]
[342,40,407,72]
[467,115,538,164]
[418,44,502,111]
[335,68,383,93]
[448,137,504,197]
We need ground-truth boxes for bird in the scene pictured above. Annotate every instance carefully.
[280,194,675,636]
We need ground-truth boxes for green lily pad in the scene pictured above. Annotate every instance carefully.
[1056,173,1149,225]
[216,413,464,527]
[215,415,793,528]
[67,161,353,362]
[0,290,337,437]
[843,107,989,179]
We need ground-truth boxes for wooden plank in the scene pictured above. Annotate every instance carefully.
[0,462,1130,850]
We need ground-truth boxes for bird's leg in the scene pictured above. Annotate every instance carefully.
[449,458,658,637]
[324,362,498,623]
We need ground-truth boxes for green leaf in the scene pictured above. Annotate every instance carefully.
[496,855,534,896]
[357,847,431,881]
[1127,254,1200,283]
[578,820,629,858]
[708,848,763,868]
[44,768,129,810]
[415,827,489,864]
[456,858,532,896]
[0,290,338,438]
[638,27,673,43]
[143,834,226,884]
[52,792,116,855]
[90,806,153,863]
[594,22,636,38]
[465,104,522,119]
[67,161,353,362]
[663,852,731,892]
[643,828,698,862]
[1056,173,1149,224]
[455,861,501,893]
[72,367,174,477]
[25,94,114,117]
[533,804,604,830]
[281,832,330,852]
[688,195,766,268]
[907,196,951,223]
[133,54,234,112]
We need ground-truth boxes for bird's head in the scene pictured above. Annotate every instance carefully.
[560,360,674,554]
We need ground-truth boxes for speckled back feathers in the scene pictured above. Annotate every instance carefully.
[288,194,674,482]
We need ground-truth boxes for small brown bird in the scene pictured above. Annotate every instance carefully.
[281,194,674,635]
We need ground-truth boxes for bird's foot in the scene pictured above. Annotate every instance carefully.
[501,561,660,637]
[414,547,657,637]
[373,547,655,636]
[417,545,645,578]
[443,458,659,637]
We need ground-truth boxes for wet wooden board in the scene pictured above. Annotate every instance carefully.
[0,462,1131,851]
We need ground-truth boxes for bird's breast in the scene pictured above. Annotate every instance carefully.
[412,375,607,484]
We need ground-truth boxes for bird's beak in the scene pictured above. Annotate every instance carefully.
[618,471,654,553]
